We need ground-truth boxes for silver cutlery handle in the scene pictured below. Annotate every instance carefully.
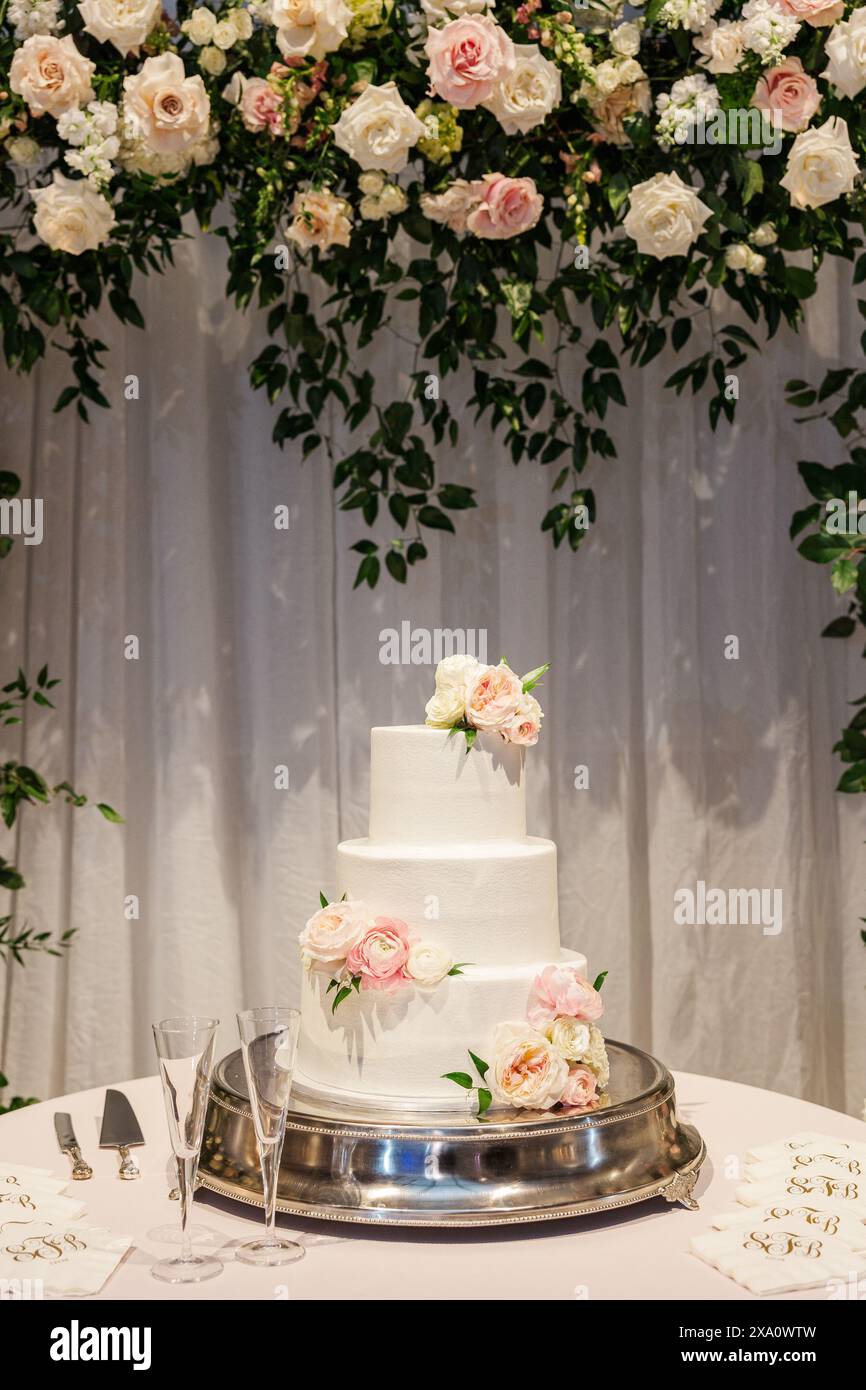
[67,1145,92,1181]
[118,1145,140,1180]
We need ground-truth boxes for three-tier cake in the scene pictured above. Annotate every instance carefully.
[295,662,608,1115]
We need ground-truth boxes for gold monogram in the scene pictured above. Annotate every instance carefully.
[0,1191,36,1211]
[787,1173,860,1200]
[743,1228,822,1260]
[793,1153,862,1176]
[2,1230,87,1264]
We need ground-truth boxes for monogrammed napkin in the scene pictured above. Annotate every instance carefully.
[713,1201,866,1252]
[745,1139,866,1185]
[746,1132,866,1164]
[0,1219,133,1297]
[0,1164,71,1198]
[735,1171,866,1217]
[691,1218,866,1296]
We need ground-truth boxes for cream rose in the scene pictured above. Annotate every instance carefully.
[775,0,843,25]
[546,1016,591,1062]
[489,1022,570,1110]
[406,941,453,987]
[464,662,523,731]
[30,171,116,254]
[623,171,712,259]
[823,8,866,100]
[421,0,492,21]
[332,82,426,174]
[286,187,353,251]
[752,220,777,246]
[424,652,480,728]
[78,0,162,56]
[693,20,746,74]
[182,5,216,43]
[10,34,96,118]
[581,70,651,145]
[420,177,479,231]
[123,52,210,155]
[780,115,859,210]
[272,0,352,61]
[581,1024,610,1089]
[6,134,41,166]
[298,898,370,964]
[482,44,560,136]
[611,21,641,57]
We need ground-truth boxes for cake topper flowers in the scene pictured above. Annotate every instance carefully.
[424,655,549,749]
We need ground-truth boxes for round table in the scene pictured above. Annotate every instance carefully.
[2,1071,865,1301]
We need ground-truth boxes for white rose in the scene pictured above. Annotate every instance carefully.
[593,58,623,96]
[298,899,370,964]
[482,44,560,136]
[780,115,859,210]
[823,8,866,100]
[693,20,745,74]
[745,248,766,274]
[10,34,96,118]
[30,170,116,253]
[406,942,453,987]
[199,44,227,74]
[623,170,712,259]
[221,71,245,105]
[212,18,237,47]
[489,1022,570,1110]
[611,20,641,56]
[545,1016,591,1061]
[182,5,217,43]
[272,0,352,61]
[424,652,480,728]
[580,1024,610,1090]
[78,0,162,55]
[332,82,426,173]
[123,52,211,155]
[421,0,492,20]
[752,220,777,245]
[230,5,254,39]
[724,241,750,269]
[357,170,384,194]
[376,182,407,215]
[6,134,41,166]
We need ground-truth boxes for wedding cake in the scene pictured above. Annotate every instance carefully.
[294,657,609,1115]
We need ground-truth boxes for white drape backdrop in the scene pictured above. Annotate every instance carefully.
[1,221,864,1114]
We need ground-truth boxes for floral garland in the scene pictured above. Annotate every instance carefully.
[424,653,549,746]
[300,892,466,1010]
[445,962,610,1115]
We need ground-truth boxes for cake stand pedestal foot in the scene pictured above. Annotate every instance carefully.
[660,1169,700,1210]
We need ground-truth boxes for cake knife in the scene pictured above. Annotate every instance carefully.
[54,1112,92,1181]
[99,1089,144,1179]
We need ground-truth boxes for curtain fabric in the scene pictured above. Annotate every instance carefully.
[1,222,864,1114]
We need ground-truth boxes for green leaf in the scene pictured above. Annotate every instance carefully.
[326,977,339,994]
[468,1050,489,1080]
[592,970,608,992]
[442,1071,474,1089]
[319,891,329,909]
[418,505,455,533]
[831,557,858,594]
[522,662,550,693]
[476,1088,493,1116]
[464,728,477,751]
[331,985,353,1014]
[784,267,817,300]
[96,803,124,824]
[821,616,856,638]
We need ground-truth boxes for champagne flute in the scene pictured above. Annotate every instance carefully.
[151,1016,222,1284]
[236,1006,304,1266]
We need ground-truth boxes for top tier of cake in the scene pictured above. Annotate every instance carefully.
[368,725,525,845]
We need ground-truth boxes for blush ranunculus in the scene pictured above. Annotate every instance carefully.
[346,916,411,989]
[560,1064,600,1111]
[425,15,515,110]
[752,57,821,133]
[464,661,523,730]
[465,173,543,240]
[527,964,604,1030]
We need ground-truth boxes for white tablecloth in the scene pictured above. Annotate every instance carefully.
[2,1071,865,1301]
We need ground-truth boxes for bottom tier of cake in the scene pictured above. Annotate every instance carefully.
[294,949,588,1110]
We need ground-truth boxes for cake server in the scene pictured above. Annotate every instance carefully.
[54,1112,92,1181]
[99,1089,144,1180]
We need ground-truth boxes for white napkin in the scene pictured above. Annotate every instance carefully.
[691,1218,866,1295]
[0,1164,71,1198]
[745,1139,866,1185]
[0,1219,133,1298]
[713,1201,866,1252]
[736,1172,866,1216]
[746,1132,866,1164]
[0,1188,87,1224]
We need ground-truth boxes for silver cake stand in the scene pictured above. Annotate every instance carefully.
[197,1040,706,1228]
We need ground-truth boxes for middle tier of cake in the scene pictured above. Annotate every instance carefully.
[337,836,559,966]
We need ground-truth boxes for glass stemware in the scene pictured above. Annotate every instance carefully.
[151,1016,222,1284]
[235,1006,304,1266]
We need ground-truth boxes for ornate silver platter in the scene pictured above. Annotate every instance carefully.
[197,1040,706,1228]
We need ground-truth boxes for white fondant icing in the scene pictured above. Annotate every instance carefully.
[336,837,559,966]
[369,726,525,845]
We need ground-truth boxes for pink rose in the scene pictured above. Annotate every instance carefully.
[464,662,523,731]
[504,692,543,746]
[752,58,821,133]
[240,76,286,135]
[775,0,844,24]
[466,174,543,240]
[346,916,411,990]
[425,16,515,110]
[560,1065,599,1111]
[528,964,604,1030]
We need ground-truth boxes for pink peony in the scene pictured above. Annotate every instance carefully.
[466,174,544,240]
[240,77,286,135]
[346,916,411,990]
[775,0,844,24]
[752,58,821,133]
[425,16,515,110]
[465,662,523,731]
[560,1065,599,1111]
[528,964,604,1030]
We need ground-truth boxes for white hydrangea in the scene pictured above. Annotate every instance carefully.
[8,0,60,39]
[658,0,719,34]
[655,72,720,147]
[741,0,800,65]
[56,101,120,188]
